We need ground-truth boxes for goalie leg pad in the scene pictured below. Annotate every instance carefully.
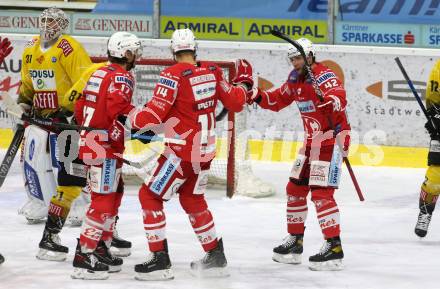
[20,125,57,222]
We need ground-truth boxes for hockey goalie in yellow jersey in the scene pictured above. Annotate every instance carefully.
[415,59,440,238]
[15,7,93,259]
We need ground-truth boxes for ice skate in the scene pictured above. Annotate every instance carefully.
[36,230,68,261]
[134,240,173,281]
[71,240,109,280]
[94,241,123,273]
[190,238,229,278]
[272,234,303,264]
[309,237,344,271]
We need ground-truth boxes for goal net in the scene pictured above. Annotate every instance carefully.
[92,57,275,198]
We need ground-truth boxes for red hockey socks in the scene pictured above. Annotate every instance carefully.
[286,181,309,234]
[143,209,167,252]
[311,188,340,239]
[188,210,218,252]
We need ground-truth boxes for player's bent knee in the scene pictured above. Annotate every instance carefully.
[179,194,207,214]
[139,184,164,211]
[310,188,335,202]
[286,181,309,197]
[89,192,118,215]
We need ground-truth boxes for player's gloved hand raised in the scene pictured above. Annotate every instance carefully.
[232,59,254,91]
[0,37,13,63]
[317,95,341,116]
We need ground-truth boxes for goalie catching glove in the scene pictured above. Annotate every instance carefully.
[0,37,13,63]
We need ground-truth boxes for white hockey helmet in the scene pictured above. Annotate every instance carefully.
[170,28,197,54]
[107,32,143,59]
[287,38,315,59]
[39,7,69,42]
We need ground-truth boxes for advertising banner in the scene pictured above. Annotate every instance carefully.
[422,25,440,47]
[335,21,421,47]
[72,13,153,37]
[0,11,41,34]
[0,11,153,37]
[161,16,327,43]
[161,16,243,41]
[243,19,327,42]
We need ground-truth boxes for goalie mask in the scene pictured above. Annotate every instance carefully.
[39,7,69,43]
[170,29,197,55]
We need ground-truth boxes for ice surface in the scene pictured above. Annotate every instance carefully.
[0,154,438,289]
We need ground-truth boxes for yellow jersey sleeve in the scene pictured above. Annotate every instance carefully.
[61,62,107,112]
[18,37,39,105]
[59,35,92,85]
[426,59,440,109]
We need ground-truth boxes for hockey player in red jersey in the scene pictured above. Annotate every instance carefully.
[71,32,142,280]
[248,38,351,271]
[127,29,253,280]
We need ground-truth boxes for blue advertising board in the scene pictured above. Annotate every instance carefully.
[92,0,440,25]
[335,21,422,47]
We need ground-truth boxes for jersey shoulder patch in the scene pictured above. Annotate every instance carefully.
[57,37,74,57]
[114,73,134,90]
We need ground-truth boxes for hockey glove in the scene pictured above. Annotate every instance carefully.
[425,105,440,138]
[0,37,13,63]
[108,117,127,147]
[232,59,254,90]
[317,95,342,116]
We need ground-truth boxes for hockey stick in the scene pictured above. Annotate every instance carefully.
[270,29,365,201]
[0,124,25,189]
[394,57,432,123]
[1,92,185,145]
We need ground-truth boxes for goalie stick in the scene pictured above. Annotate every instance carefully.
[0,124,25,189]
[270,29,365,202]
